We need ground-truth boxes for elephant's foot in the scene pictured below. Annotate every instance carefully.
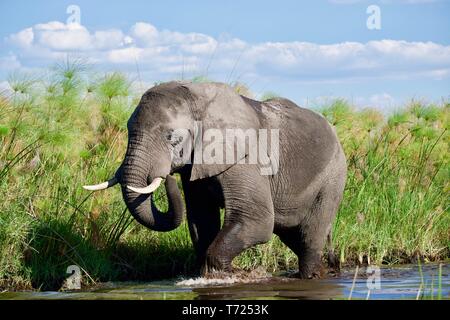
[291,248,341,279]
[200,254,232,276]
[296,251,328,279]
[296,262,327,279]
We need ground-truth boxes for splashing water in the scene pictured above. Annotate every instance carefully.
[176,268,271,286]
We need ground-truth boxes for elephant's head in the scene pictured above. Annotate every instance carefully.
[83,81,265,232]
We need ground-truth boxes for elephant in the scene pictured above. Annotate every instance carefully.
[84,81,347,279]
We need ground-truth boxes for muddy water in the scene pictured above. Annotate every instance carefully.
[1,263,448,300]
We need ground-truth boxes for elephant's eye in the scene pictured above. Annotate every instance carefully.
[171,136,183,147]
[165,130,183,147]
[165,131,173,141]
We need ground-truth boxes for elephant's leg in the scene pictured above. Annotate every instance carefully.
[275,224,328,279]
[181,178,221,268]
[201,165,274,274]
[187,203,221,268]
[297,226,329,279]
[278,186,343,279]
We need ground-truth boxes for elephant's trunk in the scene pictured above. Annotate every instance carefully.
[120,141,185,232]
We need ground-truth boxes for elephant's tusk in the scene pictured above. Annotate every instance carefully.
[83,177,118,191]
[127,177,163,194]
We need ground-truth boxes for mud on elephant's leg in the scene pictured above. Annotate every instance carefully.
[200,165,275,276]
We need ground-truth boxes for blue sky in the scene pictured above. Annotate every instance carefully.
[1,0,449,111]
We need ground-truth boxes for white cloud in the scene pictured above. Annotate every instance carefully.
[129,22,217,54]
[130,22,158,46]
[8,28,34,47]
[236,40,450,81]
[34,22,91,50]
[0,54,21,71]
[4,20,450,90]
[93,29,126,50]
[7,21,127,51]
[107,47,144,63]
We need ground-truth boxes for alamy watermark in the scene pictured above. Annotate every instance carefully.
[367,5,381,30]
[349,265,382,300]
[66,5,81,24]
[65,265,81,290]
[366,265,381,290]
[167,121,280,176]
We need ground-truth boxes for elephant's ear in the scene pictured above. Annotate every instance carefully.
[186,83,260,181]
[189,127,247,181]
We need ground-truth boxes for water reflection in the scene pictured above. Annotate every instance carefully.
[1,263,448,300]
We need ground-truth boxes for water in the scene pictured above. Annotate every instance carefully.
[1,263,448,300]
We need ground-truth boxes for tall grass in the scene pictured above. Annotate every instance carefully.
[324,101,449,266]
[0,64,448,290]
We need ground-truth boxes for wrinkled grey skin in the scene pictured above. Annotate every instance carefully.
[114,81,347,279]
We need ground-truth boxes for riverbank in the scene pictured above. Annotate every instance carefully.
[0,62,448,291]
